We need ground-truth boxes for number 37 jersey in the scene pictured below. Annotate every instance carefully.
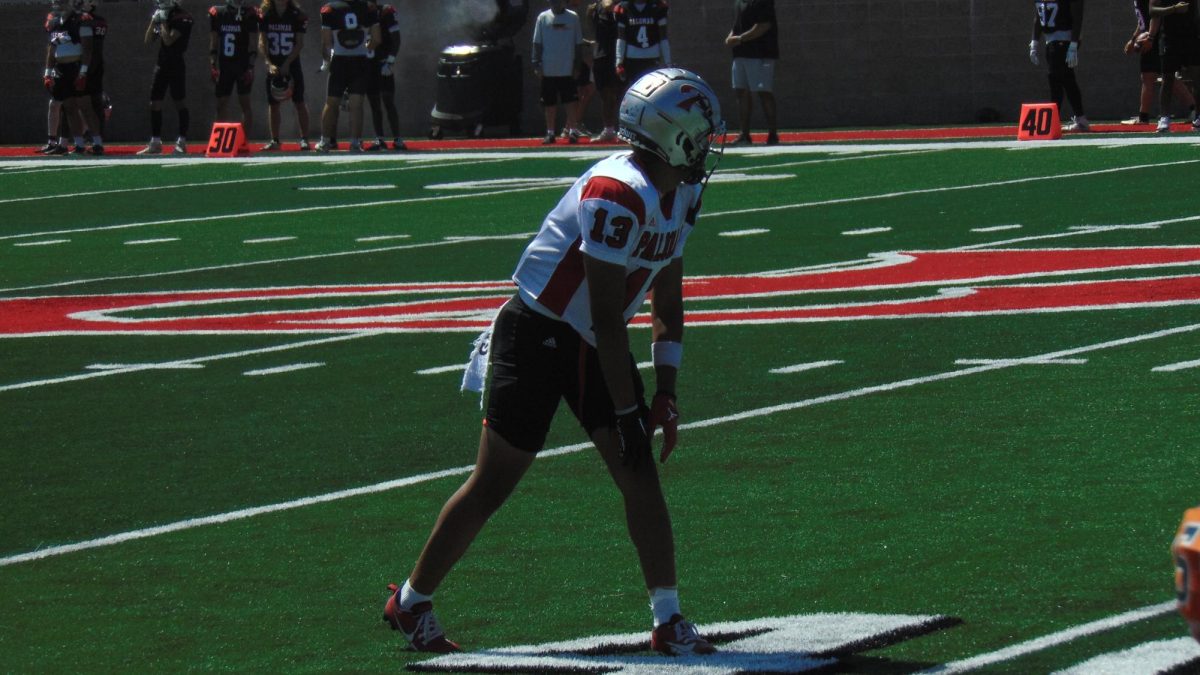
[513,152,702,346]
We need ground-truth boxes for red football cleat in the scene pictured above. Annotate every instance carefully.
[651,614,717,656]
[382,583,461,653]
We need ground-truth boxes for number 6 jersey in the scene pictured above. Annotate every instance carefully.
[513,151,701,346]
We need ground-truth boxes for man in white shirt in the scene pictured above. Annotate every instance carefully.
[532,0,584,143]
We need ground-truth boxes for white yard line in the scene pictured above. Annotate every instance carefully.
[0,158,512,206]
[297,185,394,191]
[3,320,1198,566]
[243,362,324,376]
[954,358,1087,366]
[843,227,892,236]
[0,183,555,243]
[415,364,465,375]
[719,228,770,237]
[701,159,1200,220]
[356,234,411,242]
[86,363,205,370]
[918,601,1177,673]
[124,238,179,245]
[0,233,534,295]
[243,236,296,244]
[13,239,70,247]
[769,360,844,374]
[0,332,376,393]
[1152,358,1200,372]
[971,225,1022,233]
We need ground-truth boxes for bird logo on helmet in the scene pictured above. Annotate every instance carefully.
[269,75,293,102]
[617,68,727,186]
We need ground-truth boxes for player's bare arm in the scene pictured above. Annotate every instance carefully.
[649,257,683,396]
[367,24,381,53]
[584,255,638,411]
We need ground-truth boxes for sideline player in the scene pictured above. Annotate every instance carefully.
[1149,0,1200,132]
[613,0,669,87]
[1030,0,1089,132]
[364,0,403,151]
[316,0,379,152]
[259,0,311,150]
[1122,0,1194,125]
[210,0,259,133]
[41,0,104,155]
[81,0,108,140]
[1173,506,1200,642]
[381,68,725,657]
[141,0,193,154]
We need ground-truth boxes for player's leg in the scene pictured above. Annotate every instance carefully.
[290,64,311,147]
[731,58,753,143]
[318,57,344,151]
[237,75,254,135]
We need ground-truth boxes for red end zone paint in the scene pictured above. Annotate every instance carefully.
[4,248,1200,335]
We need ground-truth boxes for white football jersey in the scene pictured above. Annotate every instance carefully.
[514,151,701,346]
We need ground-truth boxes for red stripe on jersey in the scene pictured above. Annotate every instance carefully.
[581,176,645,225]
[537,237,586,316]
[624,267,652,310]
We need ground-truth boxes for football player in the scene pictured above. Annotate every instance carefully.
[81,0,107,140]
[259,0,311,150]
[587,0,621,142]
[1122,0,1195,125]
[363,0,403,151]
[613,0,669,88]
[1173,507,1200,642]
[1029,0,1089,132]
[41,0,104,155]
[382,68,724,658]
[210,0,260,134]
[316,0,380,152]
[141,0,193,154]
[1149,0,1200,132]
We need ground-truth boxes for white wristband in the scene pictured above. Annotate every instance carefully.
[80,64,88,74]
[44,68,54,78]
[651,341,682,369]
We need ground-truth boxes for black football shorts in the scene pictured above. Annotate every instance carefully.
[484,294,646,453]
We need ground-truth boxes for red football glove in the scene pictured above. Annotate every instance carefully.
[615,63,627,81]
[210,66,219,83]
[43,75,55,92]
[648,391,679,463]
[240,68,254,86]
[74,74,87,91]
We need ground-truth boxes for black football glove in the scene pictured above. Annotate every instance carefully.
[615,405,650,471]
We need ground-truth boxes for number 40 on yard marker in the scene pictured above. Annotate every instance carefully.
[1017,103,1062,141]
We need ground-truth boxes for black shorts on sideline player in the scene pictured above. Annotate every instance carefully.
[215,62,253,97]
[265,60,305,104]
[327,55,369,97]
[539,75,577,106]
[484,294,646,453]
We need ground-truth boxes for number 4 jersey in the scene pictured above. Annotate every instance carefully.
[513,151,701,346]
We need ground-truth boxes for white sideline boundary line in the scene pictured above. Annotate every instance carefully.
[4,320,1198,568]
[919,601,1177,673]
[1153,358,1200,372]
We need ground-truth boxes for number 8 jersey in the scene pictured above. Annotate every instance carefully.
[513,151,701,346]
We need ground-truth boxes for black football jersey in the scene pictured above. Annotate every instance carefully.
[210,5,260,65]
[1034,0,1075,34]
[320,0,376,56]
[157,8,194,63]
[373,4,399,60]
[260,3,307,64]
[89,11,107,68]
[45,11,93,60]
[589,1,618,59]
[615,0,667,57]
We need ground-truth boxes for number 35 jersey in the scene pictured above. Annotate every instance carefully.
[513,151,701,346]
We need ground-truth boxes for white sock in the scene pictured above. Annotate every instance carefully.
[648,587,680,627]
[399,579,432,611]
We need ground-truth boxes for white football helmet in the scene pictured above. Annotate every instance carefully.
[618,68,726,185]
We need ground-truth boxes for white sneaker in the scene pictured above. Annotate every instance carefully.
[1193,117,1200,132]
[591,128,618,143]
[1157,116,1172,133]
[137,140,163,155]
[314,140,331,153]
[1063,116,1090,132]
[172,140,187,155]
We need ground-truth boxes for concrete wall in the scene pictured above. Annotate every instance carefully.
[0,0,1142,144]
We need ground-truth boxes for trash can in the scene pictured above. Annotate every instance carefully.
[429,43,524,139]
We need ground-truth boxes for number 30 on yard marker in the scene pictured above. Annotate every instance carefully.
[206,122,249,157]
